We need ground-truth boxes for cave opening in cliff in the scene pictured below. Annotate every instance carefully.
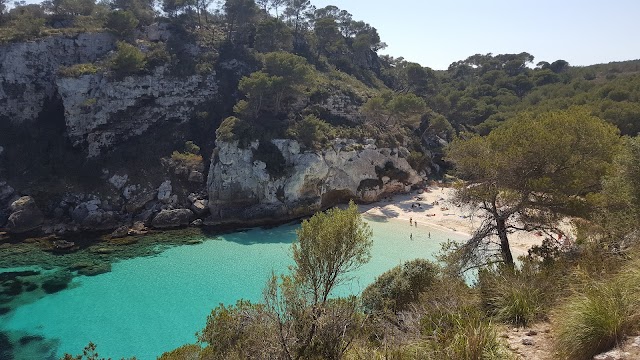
[0,92,95,196]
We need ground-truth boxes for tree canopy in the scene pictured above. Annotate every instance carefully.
[445,108,621,269]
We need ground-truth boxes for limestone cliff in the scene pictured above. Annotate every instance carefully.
[207,139,422,224]
[0,33,115,124]
[56,67,218,157]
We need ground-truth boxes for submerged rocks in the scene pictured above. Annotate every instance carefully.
[151,209,194,229]
[41,271,72,294]
[5,196,44,234]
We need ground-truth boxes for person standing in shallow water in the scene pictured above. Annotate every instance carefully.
[410,233,413,240]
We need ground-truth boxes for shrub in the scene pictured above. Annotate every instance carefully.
[58,63,99,78]
[287,114,335,149]
[362,259,438,313]
[9,15,45,41]
[145,41,171,69]
[105,10,138,39]
[216,116,253,145]
[421,307,513,360]
[170,151,203,169]
[407,151,429,172]
[157,344,201,360]
[109,41,146,79]
[184,141,200,155]
[553,260,640,360]
[478,267,547,327]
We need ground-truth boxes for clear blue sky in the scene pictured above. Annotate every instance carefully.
[311,0,640,69]
[22,0,640,70]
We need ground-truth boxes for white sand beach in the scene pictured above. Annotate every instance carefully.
[359,185,555,258]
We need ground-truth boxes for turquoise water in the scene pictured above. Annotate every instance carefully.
[0,217,464,359]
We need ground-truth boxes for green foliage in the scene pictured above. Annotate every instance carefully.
[109,0,155,26]
[238,51,315,115]
[105,10,138,39]
[361,92,426,130]
[293,201,373,303]
[170,150,203,169]
[109,41,147,78]
[406,151,430,172]
[61,342,136,360]
[48,0,95,17]
[216,116,252,145]
[553,259,640,360]
[144,42,171,69]
[58,63,99,78]
[198,300,274,359]
[477,263,559,327]
[262,201,372,359]
[254,18,293,53]
[8,13,45,41]
[412,274,513,360]
[361,258,438,313]
[157,344,201,360]
[184,140,200,155]
[445,108,621,269]
[287,114,334,149]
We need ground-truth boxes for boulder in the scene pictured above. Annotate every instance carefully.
[125,189,157,213]
[157,180,172,202]
[5,196,44,234]
[594,349,631,360]
[151,209,194,229]
[190,199,209,216]
[108,174,128,190]
[110,225,129,239]
[188,170,204,183]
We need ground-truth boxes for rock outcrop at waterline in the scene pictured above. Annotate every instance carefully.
[207,139,422,225]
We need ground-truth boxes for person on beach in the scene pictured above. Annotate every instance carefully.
[410,233,413,240]
[410,217,413,225]
[415,221,417,227]
[428,232,431,238]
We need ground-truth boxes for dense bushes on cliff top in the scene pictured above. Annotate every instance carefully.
[2,0,639,151]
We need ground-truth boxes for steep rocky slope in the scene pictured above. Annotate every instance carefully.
[0,29,427,240]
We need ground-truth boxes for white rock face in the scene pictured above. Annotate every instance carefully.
[108,174,128,190]
[207,139,421,223]
[157,180,172,203]
[56,67,218,157]
[0,33,115,124]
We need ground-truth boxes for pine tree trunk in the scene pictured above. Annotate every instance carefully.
[496,217,514,267]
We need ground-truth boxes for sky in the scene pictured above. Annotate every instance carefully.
[22,0,640,70]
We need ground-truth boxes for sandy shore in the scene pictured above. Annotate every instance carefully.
[359,185,548,258]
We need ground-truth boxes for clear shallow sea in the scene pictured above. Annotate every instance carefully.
[0,217,465,360]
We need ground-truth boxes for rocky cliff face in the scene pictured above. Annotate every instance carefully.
[207,139,422,224]
[0,33,115,124]
[56,67,218,157]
